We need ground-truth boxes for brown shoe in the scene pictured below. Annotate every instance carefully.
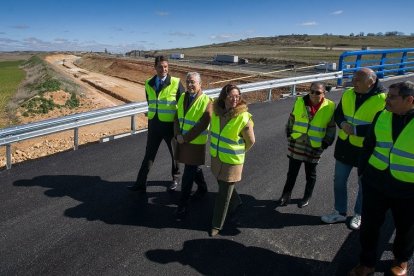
[209,228,219,237]
[348,264,375,276]
[390,261,408,276]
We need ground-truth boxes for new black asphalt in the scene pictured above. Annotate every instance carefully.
[1,76,413,275]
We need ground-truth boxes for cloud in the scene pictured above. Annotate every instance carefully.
[0,32,5,35]
[156,11,169,16]
[331,10,343,15]
[0,35,151,53]
[10,25,29,29]
[209,33,238,42]
[168,31,195,37]
[54,38,69,43]
[299,21,317,26]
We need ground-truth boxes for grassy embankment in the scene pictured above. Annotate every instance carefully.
[2,55,82,127]
[0,60,26,128]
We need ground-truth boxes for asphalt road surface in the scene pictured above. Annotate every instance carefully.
[1,75,414,275]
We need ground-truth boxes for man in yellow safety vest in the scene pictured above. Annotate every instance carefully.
[128,56,185,193]
[321,68,386,230]
[349,81,414,276]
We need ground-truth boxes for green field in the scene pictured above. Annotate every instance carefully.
[0,60,26,127]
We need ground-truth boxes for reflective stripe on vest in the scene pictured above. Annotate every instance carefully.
[338,88,386,147]
[291,97,335,148]
[368,110,414,183]
[146,77,180,122]
[210,111,252,165]
[177,93,210,145]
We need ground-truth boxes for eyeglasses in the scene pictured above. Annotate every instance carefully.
[309,89,324,95]
[386,94,402,100]
[227,95,241,100]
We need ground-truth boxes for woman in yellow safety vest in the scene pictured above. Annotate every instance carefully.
[278,82,336,208]
[209,84,255,237]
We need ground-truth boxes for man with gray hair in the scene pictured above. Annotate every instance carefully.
[321,68,386,229]
[174,72,212,219]
[349,81,414,276]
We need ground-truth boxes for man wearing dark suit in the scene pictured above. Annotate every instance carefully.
[128,56,185,192]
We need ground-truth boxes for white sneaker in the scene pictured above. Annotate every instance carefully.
[350,214,362,230]
[321,211,347,224]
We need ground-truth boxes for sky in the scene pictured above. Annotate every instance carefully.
[1,0,413,53]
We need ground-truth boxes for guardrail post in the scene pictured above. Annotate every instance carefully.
[377,53,386,79]
[6,144,12,169]
[267,89,272,102]
[290,84,297,96]
[131,115,136,134]
[74,127,79,150]
[398,52,408,75]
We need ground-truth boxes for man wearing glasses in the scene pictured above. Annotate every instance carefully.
[349,81,414,276]
[321,68,386,230]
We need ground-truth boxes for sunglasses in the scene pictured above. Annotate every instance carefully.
[309,89,324,95]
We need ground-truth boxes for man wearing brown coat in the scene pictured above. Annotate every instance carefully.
[174,72,212,219]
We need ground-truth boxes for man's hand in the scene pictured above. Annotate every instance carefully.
[176,134,185,144]
[341,122,354,135]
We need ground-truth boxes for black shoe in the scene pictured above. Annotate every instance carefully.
[190,188,207,201]
[278,194,290,206]
[298,199,309,208]
[127,184,146,192]
[175,206,187,219]
[168,180,178,192]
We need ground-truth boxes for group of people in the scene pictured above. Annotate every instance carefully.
[277,67,414,276]
[127,55,255,237]
[128,55,414,276]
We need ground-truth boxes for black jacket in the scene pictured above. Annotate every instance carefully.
[358,108,414,198]
[333,79,387,166]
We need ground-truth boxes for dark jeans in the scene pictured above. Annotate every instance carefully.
[360,183,414,267]
[135,119,180,186]
[281,157,317,199]
[179,165,207,206]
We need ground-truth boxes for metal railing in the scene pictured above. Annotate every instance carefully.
[337,48,414,86]
[0,71,342,169]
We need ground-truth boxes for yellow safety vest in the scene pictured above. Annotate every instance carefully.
[146,77,180,122]
[210,111,252,165]
[291,97,335,148]
[338,88,386,147]
[177,93,210,145]
[368,110,414,183]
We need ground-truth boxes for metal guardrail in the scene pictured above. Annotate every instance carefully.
[337,48,414,86]
[0,71,342,169]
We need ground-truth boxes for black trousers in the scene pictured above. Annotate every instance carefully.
[135,119,180,186]
[179,165,207,206]
[359,183,414,267]
[281,157,317,199]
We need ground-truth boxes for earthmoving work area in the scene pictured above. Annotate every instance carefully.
[1,54,299,168]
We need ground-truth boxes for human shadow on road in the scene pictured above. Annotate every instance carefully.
[14,175,325,233]
[13,175,399,274]
[146,238,331,275]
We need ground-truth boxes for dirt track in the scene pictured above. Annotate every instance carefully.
[1,54,286,168]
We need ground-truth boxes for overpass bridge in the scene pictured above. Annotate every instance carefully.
[1,75,414,275]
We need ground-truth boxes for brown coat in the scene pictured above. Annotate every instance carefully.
[174,91,212,165]
[210,100,255,182]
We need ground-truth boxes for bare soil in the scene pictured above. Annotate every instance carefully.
[0,54,287,168]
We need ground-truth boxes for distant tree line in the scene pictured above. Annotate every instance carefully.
[320,31,413,37]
